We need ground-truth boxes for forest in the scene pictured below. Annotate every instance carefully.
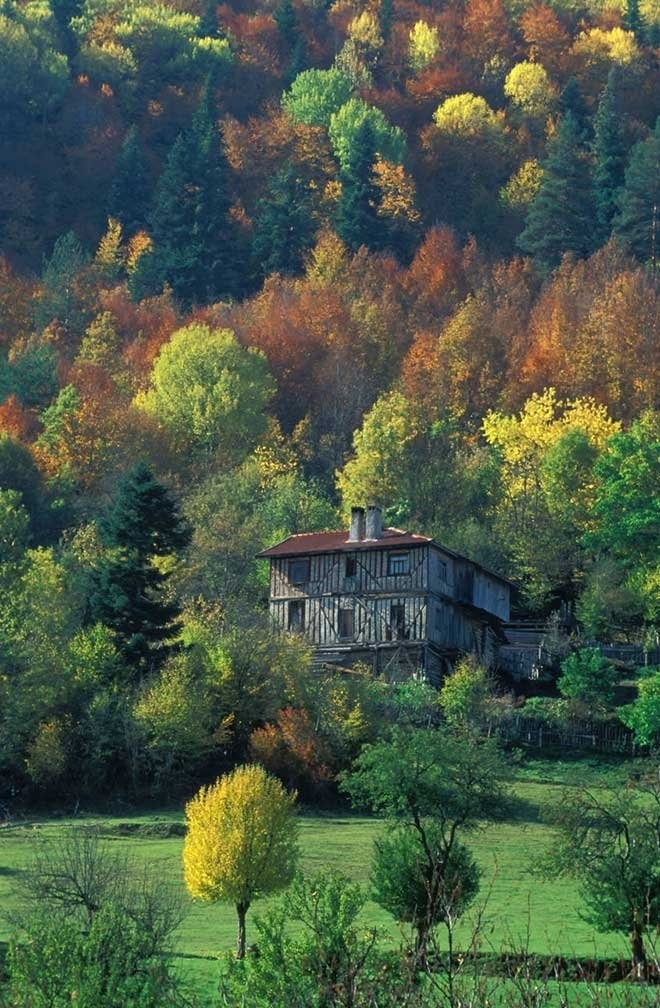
[1,0,658,799]
[0,1,659,1006]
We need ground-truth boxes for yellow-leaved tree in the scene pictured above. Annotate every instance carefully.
[182,764,298,958]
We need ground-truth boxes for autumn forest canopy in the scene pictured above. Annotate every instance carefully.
[0,0,659,798]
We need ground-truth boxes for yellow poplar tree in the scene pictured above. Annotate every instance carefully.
[183,764,298,957]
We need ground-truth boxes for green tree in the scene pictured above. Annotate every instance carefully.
[150,85,241,304]
[335,118,381,252]
[557,648,620,710]
[329,98,406,169]
[541,779,660,977]
[372,825,480,957]
[34,230,90,334]
[614,118,660,266]
[623,0,644,39]
[183,764,299,958]
[282,67,353,128]
[620,667,660,746]
[253,164,315,278]
[593,67,628,238]
[518,112,597,274]
[136,323,274,460]
[439,656,496,732]
[90,463,190,673]
[342,727,511,960]
[107,126,150,236]
[589,411,659,567]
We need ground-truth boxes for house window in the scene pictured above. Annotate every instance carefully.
[288,600,305,632]
[289,558,310,585]
[345,554,357,577]
[390,604,408,639]
[339,608,354,639]
[387,552,410,575]
[439,560,447,581]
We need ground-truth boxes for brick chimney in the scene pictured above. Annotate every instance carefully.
[348,506,366,542]
[365,504,383,540]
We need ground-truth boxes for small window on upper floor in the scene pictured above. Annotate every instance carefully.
[345,554,357,577]
[289,558,310,585]
[387,551,410,576]
[439,560,448,581]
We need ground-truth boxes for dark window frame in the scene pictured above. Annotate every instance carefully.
[289,558,310,585]
[345,554,357,578]
[339,607,355,639]
[288,599,305,632]
[390,603,408,639]
[387,551,410,576]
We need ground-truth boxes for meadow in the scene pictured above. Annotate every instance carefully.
[1,754,650,1003]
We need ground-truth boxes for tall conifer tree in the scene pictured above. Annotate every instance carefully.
[335,119,381,252]
[614,118,660,267]
[108,126,150,235]
[593,67,628,240]
[90,463,190,674]
[253,164,314,278]
[149,81,242,305]
[518,112,597,274]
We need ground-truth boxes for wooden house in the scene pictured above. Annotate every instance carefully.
[257,506,513,684]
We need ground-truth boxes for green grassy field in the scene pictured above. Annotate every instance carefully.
[0,755,650,1001]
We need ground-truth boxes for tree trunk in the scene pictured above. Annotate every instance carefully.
[629,923,647,980]
[236,901,250,959]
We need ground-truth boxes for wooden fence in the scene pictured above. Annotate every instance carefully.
[492,714,643,754]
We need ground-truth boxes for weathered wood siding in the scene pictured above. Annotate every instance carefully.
[269,545,429,600]
[270,593,428,645]
[428,549,509,622]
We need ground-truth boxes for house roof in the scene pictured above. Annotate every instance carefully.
[257,528,431,558]
[256,529,514,587]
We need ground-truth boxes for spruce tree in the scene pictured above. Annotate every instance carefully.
[253,164,314,278]
[623,0,643,39]
[274,0,297,47]
[518,111,597,275]
[614,118,660,267]
[108,126,150,235]
[199,0,219,38]
[90,463,190,674]
[560,77,591,142]
[335,119,382,252]
[379,0,393,42]
[150,133,201,304]
[150,83,242,305]
[593,67,628,240]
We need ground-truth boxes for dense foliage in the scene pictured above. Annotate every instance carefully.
[0,0,658,802]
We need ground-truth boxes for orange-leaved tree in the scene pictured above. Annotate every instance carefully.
[182,764,298,958]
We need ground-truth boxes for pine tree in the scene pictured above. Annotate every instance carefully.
[623,0,643,40]
[593,67,628,240]
[191,81,243,302]
[560,77,591,142]
[274,0,297,47]
[518,112,597,275]
[335,119,382,252]
[90,463,190,674]
[199,0,219,38]
[108,126,150,235]
[150,133,200,304]
[253,164,314,278]
[379,0,393,42]
[614,118,660,267]
[50,0,83,65]
[149,83,242,305]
